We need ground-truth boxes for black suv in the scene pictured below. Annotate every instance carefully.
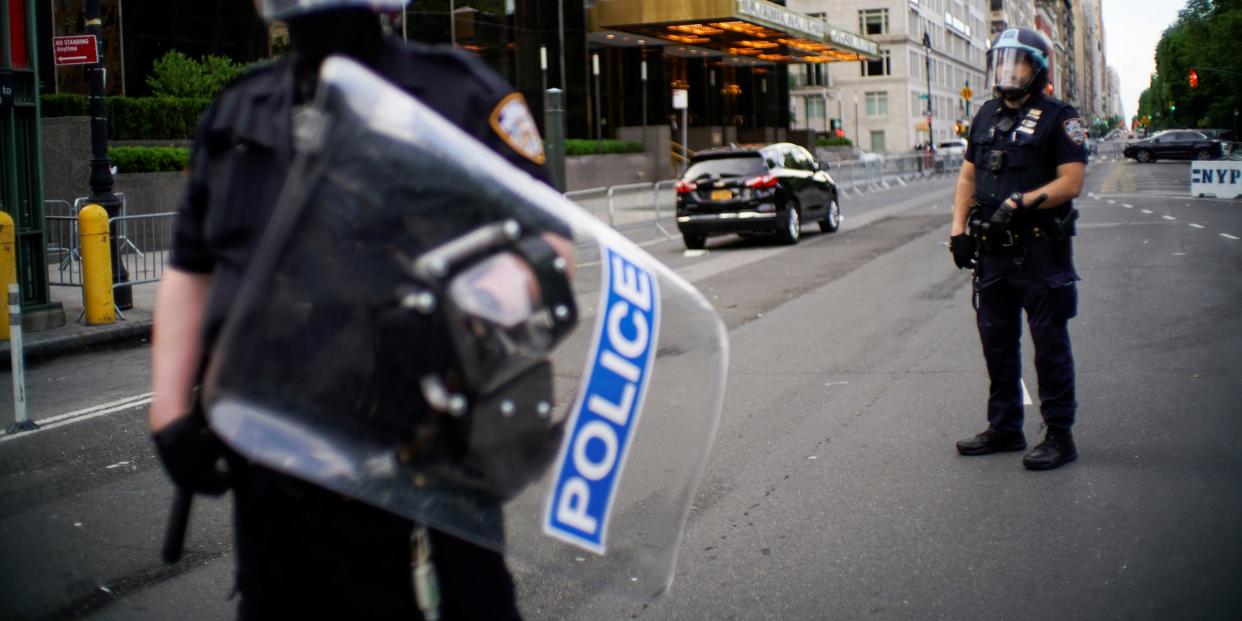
[675,143,840,249]
[1123,130,1226,162]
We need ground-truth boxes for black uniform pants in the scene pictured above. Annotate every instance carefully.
[231,463,522,621]
[975,272,1078,433]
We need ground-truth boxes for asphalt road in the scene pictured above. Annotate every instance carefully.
[1,159,1239,620]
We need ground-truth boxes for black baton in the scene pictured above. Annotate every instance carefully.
[162,489,193,564]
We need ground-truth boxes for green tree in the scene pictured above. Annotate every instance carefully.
[146,50,249,99]
[1138,0,1242,134]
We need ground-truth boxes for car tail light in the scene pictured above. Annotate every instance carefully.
[746,175,778,189]
[675,180,698,194]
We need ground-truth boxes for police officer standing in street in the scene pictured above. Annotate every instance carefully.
[949,27,1086,471]
[148,1,563,618]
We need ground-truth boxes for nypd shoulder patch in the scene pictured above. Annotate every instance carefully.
[490,93,546,165]
[1063,117,1087,146]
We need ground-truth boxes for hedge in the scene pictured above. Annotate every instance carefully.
[41,94,210,140]
[563,139,645,156]
[108,146,191,173]
[816,136,854,147]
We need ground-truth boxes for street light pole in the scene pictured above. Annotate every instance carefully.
[84,0,130,309]
[557,0,566,90]
[640,55,648,131]
[924,31,934,147]
[593,53,601,151]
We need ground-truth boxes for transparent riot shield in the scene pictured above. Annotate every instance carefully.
[201,56,727,599]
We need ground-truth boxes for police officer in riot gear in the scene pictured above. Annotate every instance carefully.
[949,27,1086,471]
[149,1,566,617]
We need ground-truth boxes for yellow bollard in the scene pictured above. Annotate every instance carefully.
[0,212,16,340]
[79,204,116,325]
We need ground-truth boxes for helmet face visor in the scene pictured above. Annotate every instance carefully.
[259,0,409,20]
[986,47,1038,95]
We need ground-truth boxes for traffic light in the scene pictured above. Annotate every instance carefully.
[1170,102,1176,112]
[1189,68,1199,88]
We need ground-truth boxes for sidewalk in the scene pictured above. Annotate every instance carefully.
[0,280,158,363]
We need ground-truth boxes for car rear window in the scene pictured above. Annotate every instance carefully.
[684,155,767,180]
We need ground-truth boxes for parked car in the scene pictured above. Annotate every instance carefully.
[675,143,840,249]
[937,138,968,156]
[1197,128,1235,142]
[1123,130,1226,162]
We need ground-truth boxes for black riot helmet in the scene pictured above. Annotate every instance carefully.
[985,27,1053,103]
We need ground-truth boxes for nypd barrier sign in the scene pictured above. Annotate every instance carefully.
[544,245,659,553]
[1191,160,1242,199]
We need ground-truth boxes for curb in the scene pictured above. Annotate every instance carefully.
[0,319,153,367]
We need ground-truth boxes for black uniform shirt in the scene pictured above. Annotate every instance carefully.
[170,37,554,357]
[965,96,1088,173]
[965,94,1088,286]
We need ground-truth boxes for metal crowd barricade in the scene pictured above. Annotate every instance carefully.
[109,213,176,289]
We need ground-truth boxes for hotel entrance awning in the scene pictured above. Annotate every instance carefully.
[588,0,881,63]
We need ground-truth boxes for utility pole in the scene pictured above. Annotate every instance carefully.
[84,0,131,309]
[924,31,934,147]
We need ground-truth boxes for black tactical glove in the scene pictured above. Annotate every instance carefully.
[990,202,1018,227]
[949,233,975,270]
[152,415,229,495]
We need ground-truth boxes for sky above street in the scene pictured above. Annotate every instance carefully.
[1101,0,1186,120]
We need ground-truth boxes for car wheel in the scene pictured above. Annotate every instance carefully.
[777,202,801,245]
[683,234,706,250]
[1195,149,1213,160]
[819,198,841,233]
[1136,150,1153,163]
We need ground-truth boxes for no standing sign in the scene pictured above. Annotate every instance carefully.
[53,35,99,66]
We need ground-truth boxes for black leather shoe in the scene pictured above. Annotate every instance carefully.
[956,428,1027,456]
[1023,428,1078,470]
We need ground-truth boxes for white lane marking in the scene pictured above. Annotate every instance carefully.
[0,396,152,444]
[1141,209,1154,214]
[1222,233,1240,240]
[1107,200,1116,204]
[1189,223,1206,229]
[682,249,709,258]
[1162,215,1177,221]
[1021,379,1033,406]
[36,392,153,426]
[1172,252,1187,256]
[1122,203,1134,209]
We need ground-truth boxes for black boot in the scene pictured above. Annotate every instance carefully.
[1023,427,1077,470]
[956,428,1027,456]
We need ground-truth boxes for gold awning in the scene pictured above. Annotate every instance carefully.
[588,0,881,63]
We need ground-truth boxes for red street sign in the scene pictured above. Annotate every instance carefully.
[53,35,99,66]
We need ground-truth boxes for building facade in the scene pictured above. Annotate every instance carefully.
[988,0,1035,34]
[789,0,990,152]
[37,1,883,152]
[36,0,270,97]
[398,0,882,149]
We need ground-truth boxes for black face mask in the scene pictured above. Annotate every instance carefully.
[288,9,384,103]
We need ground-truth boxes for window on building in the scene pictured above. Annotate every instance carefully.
[860,9,889,35]
[866,91,889,116]
[870,130,887,152]
[808,97,826,120]
[862,49,892,77]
